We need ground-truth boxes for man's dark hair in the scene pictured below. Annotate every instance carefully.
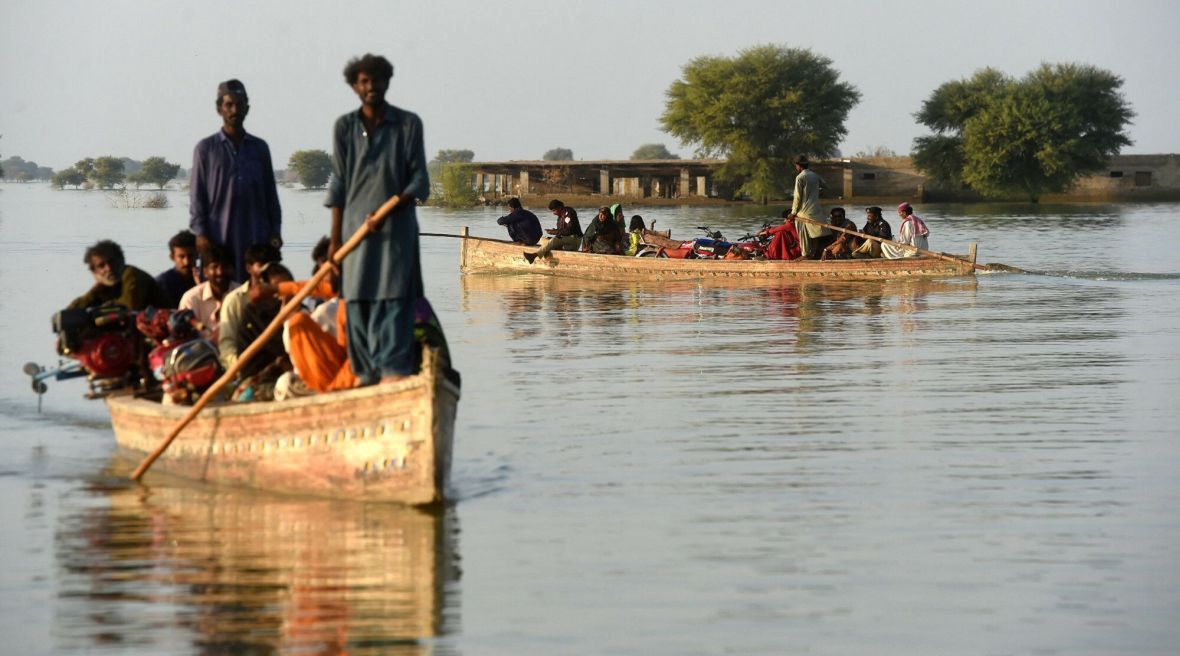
[84,240,125,269]
[200,243,233,269]
[343,54,394,85]
[548,199,565,211]
[830,207,846,218]
[260,262,293,284]
[507,197,522,209]
[867,206,883,218]
[312,236,331,263]
[781,209,791,219]
[168,230,197,252]
[244,243,282,266]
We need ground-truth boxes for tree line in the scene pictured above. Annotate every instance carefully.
[53,156,184,190]
[660,45,1132,202]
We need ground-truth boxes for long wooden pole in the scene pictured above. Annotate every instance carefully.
[794,216,989,272]
[131,194,406,481]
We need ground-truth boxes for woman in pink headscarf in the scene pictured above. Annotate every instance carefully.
[881,202,930,258]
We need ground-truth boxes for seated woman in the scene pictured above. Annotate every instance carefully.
[581,206,624,254]
[759,210,802,260]
[624,215,646,256]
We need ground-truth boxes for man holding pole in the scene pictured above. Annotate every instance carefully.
[326,53,430,386]
[786,155,829,259]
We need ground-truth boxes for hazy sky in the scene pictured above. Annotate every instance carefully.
[3,0,1179,171]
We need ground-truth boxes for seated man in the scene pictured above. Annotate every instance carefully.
[524,199,582,263]
[881,202,930,259]
[820,207,860,260]
[497,197,542,245]
[255,263,357,394]
[179,243,234,342]
[69,239,172,311]
[218,243,281,371]
[760,210,802,261]
[852,206,892,258]
[154,230,198,307]
[229,261,292,401]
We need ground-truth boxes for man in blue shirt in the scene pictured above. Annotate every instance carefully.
[326,54,431,385]
[189,79,282,283]
[154,229,197,307]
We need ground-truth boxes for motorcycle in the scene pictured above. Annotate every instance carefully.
[637,226,736,259]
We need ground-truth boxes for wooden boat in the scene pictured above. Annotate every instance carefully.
[458,227,978,280]
[106,349,459,505]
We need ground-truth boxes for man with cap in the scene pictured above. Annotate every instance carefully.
[881,202,930,259]
[786,155,830,259]
[190,79,283,284]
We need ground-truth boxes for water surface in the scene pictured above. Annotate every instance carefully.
[1,183,1178,654]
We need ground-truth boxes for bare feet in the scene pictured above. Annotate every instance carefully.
[379,374,410,385]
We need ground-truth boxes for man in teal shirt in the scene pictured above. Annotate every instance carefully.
[325,54,431,385]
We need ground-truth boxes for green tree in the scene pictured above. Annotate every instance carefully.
[428,149,474,178]
[912,64,1133,201]
[630,143,679,160]
[73,158,97,180]
[436,163,478,207]
[51,168,86,189]
[287,149,332,189]
[91,156,125,189]
[661,44,859,202]
[136,156,181,189]
[542,147,573,161]
[1,155,55,180]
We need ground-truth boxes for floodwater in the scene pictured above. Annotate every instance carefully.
[1,183,1178,655]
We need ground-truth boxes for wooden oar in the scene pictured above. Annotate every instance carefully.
[794,216,990,272]
[130,193,407,481]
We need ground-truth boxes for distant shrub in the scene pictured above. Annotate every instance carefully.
[107,190,170,209]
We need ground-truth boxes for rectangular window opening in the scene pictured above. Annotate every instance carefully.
[1134,171,1153,187]
[861,173,876,180]
[1109,171,1123,178]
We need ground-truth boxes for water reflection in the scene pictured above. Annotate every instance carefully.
[54,467,460,655]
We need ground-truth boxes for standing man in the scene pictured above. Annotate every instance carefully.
[326,53,431,386]
[190,79,282,284]
[786,155,829,259]
[496,197,542,245]
[524,199,582,263]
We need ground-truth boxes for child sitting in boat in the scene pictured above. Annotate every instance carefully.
[624,215,646,256]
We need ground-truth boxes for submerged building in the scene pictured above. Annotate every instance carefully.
[465,155,1180,203]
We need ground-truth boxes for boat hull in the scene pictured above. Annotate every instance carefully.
[459,229,976,280]
[107,353,459,505]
